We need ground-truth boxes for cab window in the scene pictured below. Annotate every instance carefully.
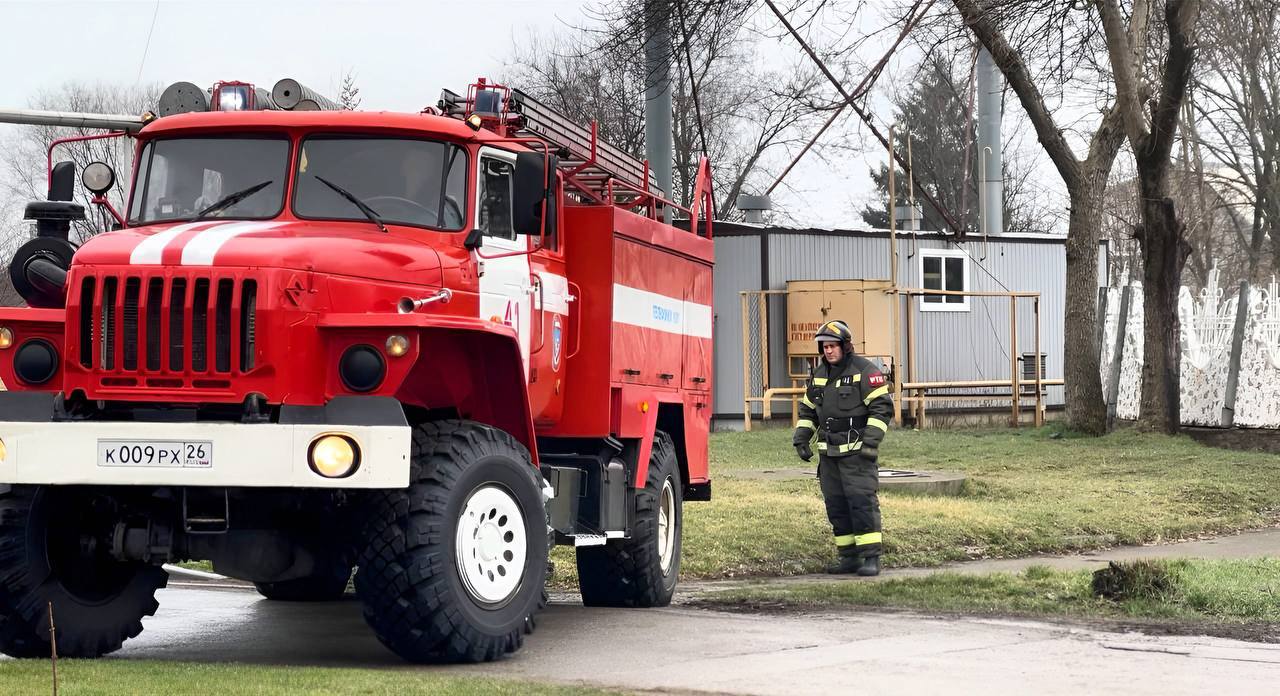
[293,137,468,230]
[478,156,515,241]
[129,136,289,224]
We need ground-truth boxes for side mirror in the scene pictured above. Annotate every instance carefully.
[81,161,116,196]
[512,152,558,238]
[49,161,75,202]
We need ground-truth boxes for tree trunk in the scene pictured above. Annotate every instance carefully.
[1063,172,1110,435]
[1135,169,1190,434]
[949,0,1127,436]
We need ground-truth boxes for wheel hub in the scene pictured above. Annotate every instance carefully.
[658,478,676,574]
[455,484,527,606]
[477,523,503,561]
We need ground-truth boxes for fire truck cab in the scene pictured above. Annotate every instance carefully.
[0,79,714,663]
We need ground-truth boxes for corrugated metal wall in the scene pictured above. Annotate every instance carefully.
[711,235,761,415]
[711,227,1066,420]
[896,236,1065,408]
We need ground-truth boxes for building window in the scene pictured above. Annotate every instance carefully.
[920,250,969,311]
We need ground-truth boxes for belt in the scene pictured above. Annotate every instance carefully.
[824,416,861,431]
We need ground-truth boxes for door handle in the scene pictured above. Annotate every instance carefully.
[529,274,546,354]
[566,280,583,360]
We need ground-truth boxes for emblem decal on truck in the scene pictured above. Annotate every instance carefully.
[552,314,563,371]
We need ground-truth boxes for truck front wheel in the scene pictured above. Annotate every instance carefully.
[577,431,683,607]
[0,485,167,658]
[355,420,548,663]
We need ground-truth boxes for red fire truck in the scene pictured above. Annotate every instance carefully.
[0,78,714,663]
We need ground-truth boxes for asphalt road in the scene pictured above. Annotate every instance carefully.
[71,580,1280,695]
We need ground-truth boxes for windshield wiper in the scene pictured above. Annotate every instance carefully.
[314,176,388,233]
[193,180,274,219]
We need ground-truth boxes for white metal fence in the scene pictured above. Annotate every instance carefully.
[1101,269,1280,427]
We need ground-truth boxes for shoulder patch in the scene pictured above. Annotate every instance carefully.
[868,372,887,387]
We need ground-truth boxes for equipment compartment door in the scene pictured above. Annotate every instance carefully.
[475,148,532,376]
[611,239,686,388]
[682,266,713,393]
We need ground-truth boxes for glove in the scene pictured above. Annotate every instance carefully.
[795,441,813,462]
[859,445,879,464]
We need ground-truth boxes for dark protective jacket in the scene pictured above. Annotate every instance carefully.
[793,353,893,458]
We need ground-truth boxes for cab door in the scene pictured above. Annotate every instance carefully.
[527,176,570,426]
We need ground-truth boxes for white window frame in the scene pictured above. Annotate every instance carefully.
[918,249,970,312]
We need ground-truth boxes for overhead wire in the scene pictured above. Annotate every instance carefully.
[135,1,161,84]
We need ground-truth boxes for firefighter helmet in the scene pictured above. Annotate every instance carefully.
[814,320,853,345]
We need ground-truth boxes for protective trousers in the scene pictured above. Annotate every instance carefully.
[817,453,882,559]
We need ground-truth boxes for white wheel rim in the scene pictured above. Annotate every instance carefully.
[455,484,527,605]
[658,477,676,574]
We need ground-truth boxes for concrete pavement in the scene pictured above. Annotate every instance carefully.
[61,583,1280,695]
[7,528,1278,694]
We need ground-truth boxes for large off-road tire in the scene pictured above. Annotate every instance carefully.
[355,420,549,663]
[577,431,683,607]
[254,553,352,601]
[0,485,167,658]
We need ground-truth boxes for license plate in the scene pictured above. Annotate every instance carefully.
[97,440,213,468]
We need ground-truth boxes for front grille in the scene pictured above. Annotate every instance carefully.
[78,273,259,376]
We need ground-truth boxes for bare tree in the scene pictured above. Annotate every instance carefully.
[1096,0,1202,434]
[1193,0,1279,285]
[951,0,1126,435]
[0,197,26,305]
[2,81,162,245]
[512,1,833,220]
[1101,158,1250,290]
[859,52,1058,235]
[337,70,362,110]
[507,32,650,180]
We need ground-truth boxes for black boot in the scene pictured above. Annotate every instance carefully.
[856,555,880,577]
[826,547,862,574]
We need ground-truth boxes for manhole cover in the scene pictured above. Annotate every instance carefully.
[726,467,965,495]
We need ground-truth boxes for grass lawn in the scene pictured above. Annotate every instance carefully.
[0,660,618,695]
[552,425,1280,585]
[693,558,1280,628]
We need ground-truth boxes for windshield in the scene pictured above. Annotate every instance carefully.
[128,136,289,224]
[293,137,468,230]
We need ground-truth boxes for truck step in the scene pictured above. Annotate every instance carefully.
[573,534,607,547]
[183,488,229,534]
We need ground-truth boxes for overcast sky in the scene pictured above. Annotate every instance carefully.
[0,0,1064,230]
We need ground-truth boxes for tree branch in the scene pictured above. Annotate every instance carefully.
[1097,0,1151,147]
[1147,0,1203,160]
[950,0,1083,190]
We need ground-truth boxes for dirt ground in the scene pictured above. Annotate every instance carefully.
[1182,426,1280,454]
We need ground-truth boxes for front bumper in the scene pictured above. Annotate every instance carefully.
[0,393,411,488]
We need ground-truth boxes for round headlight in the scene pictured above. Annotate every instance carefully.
[15,339,57,385]
[385,334,410,358]
[339,344,385,392]
[308,434,360,478]
[81,161,116,195]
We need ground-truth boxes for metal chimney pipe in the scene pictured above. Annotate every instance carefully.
[644,0,673,221]
[0,108,145,132]
[976,47,1004,237]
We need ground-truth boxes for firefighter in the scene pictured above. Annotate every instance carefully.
[793,320,893,576]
